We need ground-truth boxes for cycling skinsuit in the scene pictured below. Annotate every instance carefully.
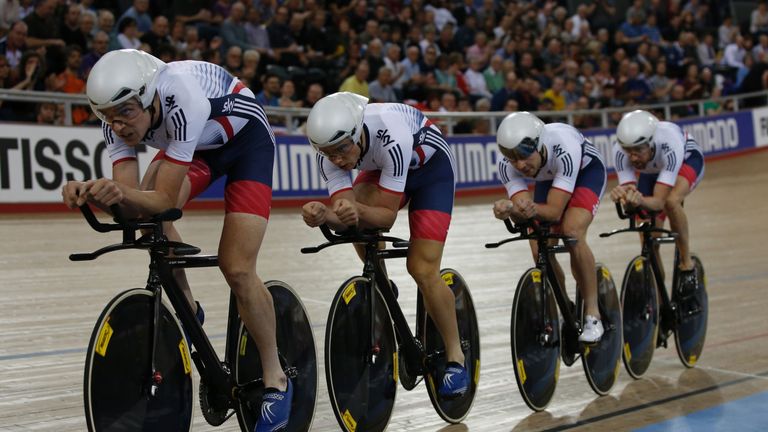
[317,103,456,242]
[102,60,275,218]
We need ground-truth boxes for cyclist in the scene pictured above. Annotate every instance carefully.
[300,92,469,398]
[492,112,607,343]
[609,109,705,291]
[60,49,291,432]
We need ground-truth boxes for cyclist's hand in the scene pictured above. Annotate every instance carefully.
[493,199,515,220]
[61,180,86,209]
[302,201,327,227]
[516,198,537,219]
[332,198,358,226]
[609,185,628,204]
[624,188,642,208]
[79,178,124,207]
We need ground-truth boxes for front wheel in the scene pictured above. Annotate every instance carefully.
[422,269,480,424]
[325,276,397,432]
[84,289,193,432]
[234,281,318,432]
[620,256,660,379]
[674,255,708,367]
[577,264,623,396]
[511,268,561,412]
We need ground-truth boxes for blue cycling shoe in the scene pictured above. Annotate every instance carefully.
[438,361,469,399]
[255,378,293,432]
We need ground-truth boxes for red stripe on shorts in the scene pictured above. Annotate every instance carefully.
[186,157,212,200]
[569,186,600,217]
[409,209,451,242]
[224,180,272,218]
[678,163,697,188]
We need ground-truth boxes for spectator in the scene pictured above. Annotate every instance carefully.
[622,61,652,102]
[647,60,675,102]
[563,77,581,108]
[364,38,385,82]
[80,30,108,78]
[267,5,303,67]
[223,45,242,76]
[118,0,151,35]
[464,57,491,100]
[79,10,95,49]
[60,3,87,51]
[220,1,256,51]
[303,82,324,108]
[616,10,646,56]
[244,7,270,59]
[669,83,696,118]
[240,49,259,88]
[419,44,439,75]
[751,1,768,37]
[483,54,503,95]
[541,76,566,111]
[54,45,89,124]
[140,15,171,53]
[453,13,477,52]
[465,31,491,64]
[1,20,26,70]
[278,79,302,107]
[753,33,768,64]
[255,72,280,106]
[490,70,519,111]
[698,33,717,67]
[436,21,460,55]
[368,65,397,102]
[23,0,64,51]
[472,97,491,134]
[570,4,592,39]
[35,101,59,124]
[339,59,369,97]
[722,35,748,70]
[184,25,203,60]
[718,16,740,50]
[12,49,44,91]
[382,43,403,91]
[116,16,140,49]
[1,0,21,36]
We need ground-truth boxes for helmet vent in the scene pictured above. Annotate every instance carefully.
[112,88,133,102]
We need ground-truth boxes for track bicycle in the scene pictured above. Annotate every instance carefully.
[600,203,708,378]
[71,204,317,431]
[301,225,480,431]
[485,218,623,411]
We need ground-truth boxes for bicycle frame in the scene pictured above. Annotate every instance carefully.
[486,219,582,353]
[302,225,428,375]
[601,203,680,337]
[72,205,258,404]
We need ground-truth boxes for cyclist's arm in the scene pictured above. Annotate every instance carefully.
[119,161,189,216]
[331,188,400,230]
[536,187,571,222]
[636,182,672,211]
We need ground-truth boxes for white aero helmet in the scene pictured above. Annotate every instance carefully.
[306,92,368,150]
[616,110,659,149]
[86,49,167,122]
[496,111,545,159]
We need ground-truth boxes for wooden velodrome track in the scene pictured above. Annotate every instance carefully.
[1,150,767,431]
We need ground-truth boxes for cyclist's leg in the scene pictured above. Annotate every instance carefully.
[531,180,566,288]
[666,151,704,271]
[564,155,606,340]
[404,149,463,365]
[407,238,463,364]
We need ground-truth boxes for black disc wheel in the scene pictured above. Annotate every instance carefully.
[84,289,193,432]
[674,255,708,368]
[578,264,623,395]
[325,276,397,432]
[620,256,660,379]
[422,269,480,424]
[510,268,560,412]
[234,281,318,432]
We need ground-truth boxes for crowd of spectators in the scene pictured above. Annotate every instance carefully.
[2,0,768,132]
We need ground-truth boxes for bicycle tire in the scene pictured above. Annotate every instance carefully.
[421,269,480,423]
[84,288,193,432]
[511,268,560,412]
[578,264,623,395]
[620,256,660,379]
[674,255,708,368]
[234,281,318,432]
[325,276,396,432]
